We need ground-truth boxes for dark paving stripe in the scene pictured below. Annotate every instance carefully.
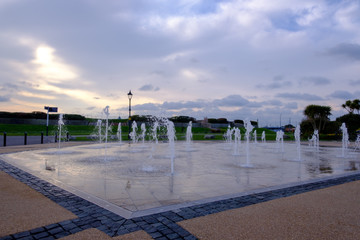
[1,159,360,240]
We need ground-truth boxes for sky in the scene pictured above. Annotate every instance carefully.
[0,0,359,127]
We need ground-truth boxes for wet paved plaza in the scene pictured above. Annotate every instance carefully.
[1,141,359,219]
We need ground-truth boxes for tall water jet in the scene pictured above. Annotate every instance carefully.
[261,131,266,143]
[130,121,138,143]
[224,125,233,143]
[117,123,122,144]
[186,121,193,150]
[166,120,176,175]
[57,114,65,149]
[340,123,349,157]
[253,130,257,144]
[140,123,146,144]
[355,135,360,151]
[276,130,284,153]
[309,130,319,151]
[95,119,102,143]
[233,127,241,156]
[151,120,159,144]
[294,124,301,161]
[243,120,254,167]
[103,106,110,144]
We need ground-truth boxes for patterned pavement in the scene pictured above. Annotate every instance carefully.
[1,142,360,239]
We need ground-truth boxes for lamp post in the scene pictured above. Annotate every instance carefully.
[127,90,133,140]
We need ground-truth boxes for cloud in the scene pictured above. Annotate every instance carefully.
[0,95,9,102]
[257,75,292,89]
[328,90,356,99]
[133,102,160,111]
[0,0,359,126]
[139,84,160,91]
[284,102,298,109]
[213,95,249,107]
[276,93,324,101]
[327,43,360,61]
[257,81,292,89]
[263,99,283,106]
[349,79,360,85]
[162,100,206,110]
[299,76,331,86]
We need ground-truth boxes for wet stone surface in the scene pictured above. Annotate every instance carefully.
[2,141,360,215]
[1,158,360,239]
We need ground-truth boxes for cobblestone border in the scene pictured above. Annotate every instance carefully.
[1,159,360,240]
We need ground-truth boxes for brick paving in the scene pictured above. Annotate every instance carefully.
[1,156,360,239]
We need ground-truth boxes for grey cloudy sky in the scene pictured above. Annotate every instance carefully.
[0,0,359,126]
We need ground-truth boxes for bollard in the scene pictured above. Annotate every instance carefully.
[24,132,27,145]
[41,132,44,144]
[3,132,6,147]
[55,132,57,143]
[66,132,70,141]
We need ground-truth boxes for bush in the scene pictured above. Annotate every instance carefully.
[168,116,196,123]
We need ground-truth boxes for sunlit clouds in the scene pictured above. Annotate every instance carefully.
[0,0,359,124]
[32,46,78,82]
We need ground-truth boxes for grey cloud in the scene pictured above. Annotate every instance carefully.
[349,79,360,86]
[276,93,323,101]
[139,84,160,91]
[299,76,331,86]
[246,102,262,108]
[0,95,9,102]
[328,90,355,99]
[284,102,298,109]
[257,81,292,89]
[150,71,166,77]
[273,75,284,81]
[327,43,360,61]
[162,100,206,110]
[264,100,283,106]
[133,103,161,111]
[86,106,96,111]
[213,95,249,107]
[257,76,292,89]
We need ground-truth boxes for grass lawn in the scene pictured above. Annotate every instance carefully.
[0,124,294,141]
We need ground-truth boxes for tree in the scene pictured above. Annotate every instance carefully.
[303,105,332,133]
[336,113,360,140]
[342,99,360,114]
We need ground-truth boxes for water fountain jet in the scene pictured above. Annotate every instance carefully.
[242,120,254,167]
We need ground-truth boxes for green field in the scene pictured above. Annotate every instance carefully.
[0,124,292,141]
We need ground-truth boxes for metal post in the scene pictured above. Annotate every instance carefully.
[55,132,57,143]
[66,132,69,141]
[128,97,131,140]
[127,90,133,141]
[46,108,49,136]
[41,132,44,144]
[24,132,27,145]
[3,132,6,147]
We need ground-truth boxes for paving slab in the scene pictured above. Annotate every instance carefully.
[0,171,77,237]
[59,228,152,240]
[178,180,360,239]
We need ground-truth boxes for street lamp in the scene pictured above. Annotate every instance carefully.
[127,90,133,140]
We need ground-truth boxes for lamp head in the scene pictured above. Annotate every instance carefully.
[127,90,133,100]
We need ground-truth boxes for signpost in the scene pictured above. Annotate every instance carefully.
[44,106,58,137]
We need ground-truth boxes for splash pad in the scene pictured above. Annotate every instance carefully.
[1,139,359,218]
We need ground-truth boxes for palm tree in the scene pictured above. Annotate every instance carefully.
[342,99,360,114]
[304,105,332,133]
